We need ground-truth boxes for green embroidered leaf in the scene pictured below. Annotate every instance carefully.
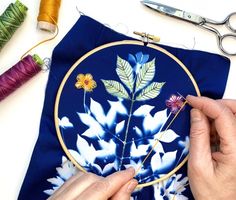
[101,80,130,99]
[135,58,156,92]
[116,56,134,92]
[136,82,165,101]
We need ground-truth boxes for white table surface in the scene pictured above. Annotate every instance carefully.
[0,0,235,199]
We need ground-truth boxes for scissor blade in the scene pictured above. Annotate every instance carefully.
[141,0,204,24]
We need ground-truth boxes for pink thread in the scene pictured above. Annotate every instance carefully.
[0,55,41,101]
[166,94,184,114]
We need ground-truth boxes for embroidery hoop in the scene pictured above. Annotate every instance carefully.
[54,40,201,188]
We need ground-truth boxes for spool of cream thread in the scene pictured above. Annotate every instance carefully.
[37,0,61,33]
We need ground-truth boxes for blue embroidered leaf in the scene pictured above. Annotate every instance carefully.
[101,79,130,99]
[128,53,136,65]
[135,82,165,101]
[135,58,156,92]
[136,52,143,63]
[116,56,134,92]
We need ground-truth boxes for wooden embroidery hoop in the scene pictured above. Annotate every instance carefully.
[54,40,201,188]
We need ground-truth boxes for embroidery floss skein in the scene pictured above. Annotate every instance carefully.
[37,0,61,33]
[0,55,43,101]
[0,0,28,51]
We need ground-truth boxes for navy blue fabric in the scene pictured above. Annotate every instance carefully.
[18,15,230,200]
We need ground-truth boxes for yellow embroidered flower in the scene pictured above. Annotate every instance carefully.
[75,73,97,92]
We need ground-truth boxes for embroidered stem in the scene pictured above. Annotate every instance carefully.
[83,90,87,113]
[119,93,135,170]
[104,130,124,143]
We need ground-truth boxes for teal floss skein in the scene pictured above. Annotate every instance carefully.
[0,0,28,51]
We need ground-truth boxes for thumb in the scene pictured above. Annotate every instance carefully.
[111,179,138,200]
[188,109,212,169]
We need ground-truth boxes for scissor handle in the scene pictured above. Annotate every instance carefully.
[224,12,236,33]
[219,34,236,56]
[199,23,236,56]
[205,12,236,33]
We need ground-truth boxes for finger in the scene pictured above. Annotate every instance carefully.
[51,172,102,200]
[210,121,220,149]
[217,99,236,114]
[188,109,213,170]
[187,95,236,153]
[77,167,135,200]
[48,171,84,199]
[111,179,138,200]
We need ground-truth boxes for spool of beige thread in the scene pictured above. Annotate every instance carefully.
[37,0,61,32]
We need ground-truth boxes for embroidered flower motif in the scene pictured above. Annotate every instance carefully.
[128,52,149,74]
[75,73,97,92]
[166,95,184,114]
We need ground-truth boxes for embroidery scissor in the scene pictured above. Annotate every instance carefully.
[141,0,236,56]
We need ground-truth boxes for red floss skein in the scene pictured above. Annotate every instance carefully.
[0,54,43,101]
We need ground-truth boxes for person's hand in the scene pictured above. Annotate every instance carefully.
[48,167,138,200]
[187,95,236,200]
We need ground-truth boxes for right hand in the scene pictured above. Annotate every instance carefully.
[187,95,236,200]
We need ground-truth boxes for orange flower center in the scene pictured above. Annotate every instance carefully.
[84,80,89,85]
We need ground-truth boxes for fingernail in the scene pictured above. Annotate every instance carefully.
[126,167,135,175]
[186,94,196,101]
[191,109,202,123]
[186,94,194,98]
[127,180,138,193]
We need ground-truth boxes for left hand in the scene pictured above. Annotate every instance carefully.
[47,167,138,200]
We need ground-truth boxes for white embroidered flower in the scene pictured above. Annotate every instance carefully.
[44,156,78,196]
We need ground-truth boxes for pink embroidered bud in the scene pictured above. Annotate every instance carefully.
[166,95,184,114]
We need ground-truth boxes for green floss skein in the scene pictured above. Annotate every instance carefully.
[0,0,28,51]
